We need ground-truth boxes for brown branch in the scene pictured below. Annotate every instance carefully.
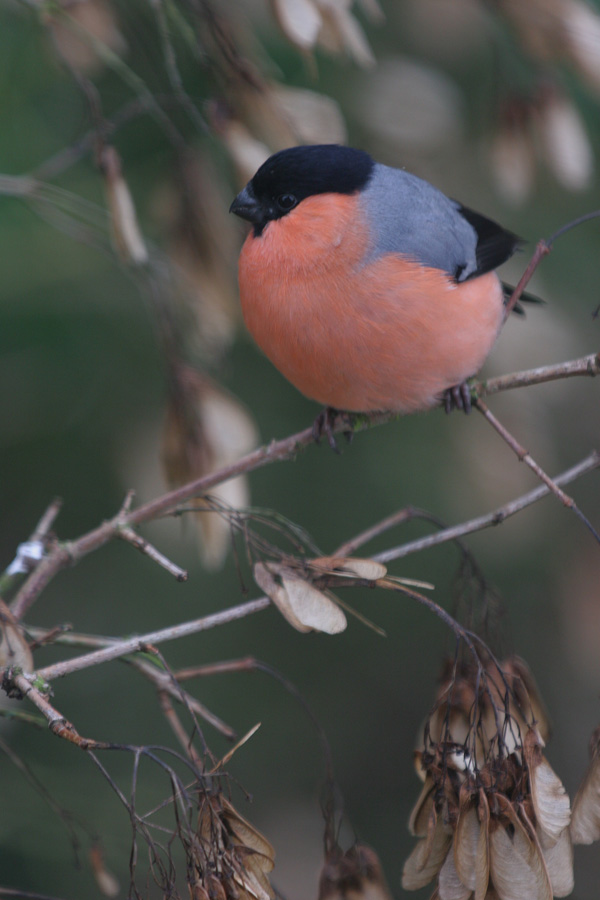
[333,507,427,557]
[475,398,600,543]
[3,669,111,749]
[479,352,600,396]
[157,689,203,765]
[22,624,236,738]
[33,597,271,682]
[7,351,599,622]
[504,239,551,318]
[118,526,188,582]
[375,451,600,563]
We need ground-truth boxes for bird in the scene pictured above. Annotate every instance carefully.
[229,144,522,439]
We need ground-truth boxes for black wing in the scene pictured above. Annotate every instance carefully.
[456,203,522,280]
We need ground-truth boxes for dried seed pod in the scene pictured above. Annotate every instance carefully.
[318,843,393,900]
[570,726,600,844]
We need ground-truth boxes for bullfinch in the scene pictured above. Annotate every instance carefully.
[230,144,520,425]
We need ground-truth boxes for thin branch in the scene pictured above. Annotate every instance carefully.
[479,352,600,397]
[375,451,600,563]
[475,398,600,543]
[157,689,203,765]
[8,352,600,621]
[3,670,112,749]
[33,598,271,682]
[504,239,551,317]
[119,526,188,581]
[333,506,429,557]
[132,657,236,740]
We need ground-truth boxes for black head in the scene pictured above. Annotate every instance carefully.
[229,144,374,236]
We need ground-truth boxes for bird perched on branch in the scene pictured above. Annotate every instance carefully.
[230,144,521,439]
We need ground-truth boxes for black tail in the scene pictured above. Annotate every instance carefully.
[502,282,545,316]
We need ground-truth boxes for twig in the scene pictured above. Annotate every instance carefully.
[503,210,600,318]
[504,239,551,318]
[7,351,600,621]
[9,413,392,620]
[0,498,63,594]
[31,497,63,541]
[375,451,600,563]
[333,507,428,557]
[22,624,235,738]
[133,657,235,739]
[157,689,203,765]
[3,670,111,749]
[475,398,600,543]
[119,526,188,581]
[151,0,207,134]
[33,597,271,682]
[479,352,600,397]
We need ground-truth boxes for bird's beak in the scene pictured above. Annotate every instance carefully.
[229,184,262,224]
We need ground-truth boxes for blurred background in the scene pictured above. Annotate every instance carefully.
[1,0,600,896]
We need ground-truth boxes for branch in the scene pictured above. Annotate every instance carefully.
[3,669,111,749]
[7,353,599,621]
[32,598,270,682]
[478,352,600,397]
[475,398,600,543]
[375,451,600,563]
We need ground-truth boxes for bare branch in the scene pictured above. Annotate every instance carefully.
[118,526,189,581]
[475,398,600,543]
[7,351,599,622]
[479,352,600,397]
[3,670,111,749]
[33,597,271,682]
[376,451,600,563]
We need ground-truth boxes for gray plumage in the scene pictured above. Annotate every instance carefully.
[360,164,480,281]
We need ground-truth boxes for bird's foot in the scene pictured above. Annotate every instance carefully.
[443,381,473,415]
[312,407,356,453]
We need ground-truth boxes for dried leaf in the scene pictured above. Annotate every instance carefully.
[402,812,451,890]
[537,825,574,897]
[89,844,120,897]
[489,811,552,900]
[438,846,471,900]
[570,729,600,844]
[561,0,600,93]
[524,729,571,842]
[253,561,309,633]
[475,791,491,900]
[536,88,594,191]
[318,843,393,900]
[281,574,347,634]
[222,798,276,868]
[272,86,347,145]
[270,0,322,50]
[100,146,148,265]
[490,105,535,205]
[218,119,271,186]
[408,776,435,837]
[310,556,387,581]
[317,2,376,67]
[453,792,480,892]
[162,372,258,570]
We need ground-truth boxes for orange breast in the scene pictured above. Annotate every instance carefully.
[237,193,505,413]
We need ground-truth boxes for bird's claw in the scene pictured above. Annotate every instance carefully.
[312,407,356,452]
[444,382,472,414]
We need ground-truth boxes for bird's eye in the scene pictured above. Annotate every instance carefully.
[277,193,297,211]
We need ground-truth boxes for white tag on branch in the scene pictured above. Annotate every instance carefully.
[254,561,347,634]
[6,540,44,576]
